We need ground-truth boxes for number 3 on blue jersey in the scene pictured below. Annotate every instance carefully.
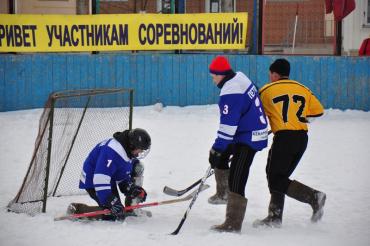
[255,97,267,125]
[223,105,229,114]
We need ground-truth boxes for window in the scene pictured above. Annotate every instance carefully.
[367,0,370,25]
[157,0,186,13]
[209,0,220,13]
[363,0,370,26]
[205,0,235,13]
[158,0,171,13]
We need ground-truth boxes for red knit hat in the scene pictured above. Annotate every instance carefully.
[209,56,232,75]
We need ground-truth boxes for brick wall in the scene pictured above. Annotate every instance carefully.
[0,1,9,14]
[99,0,330,46]
[100,0,158,13]
[16,0,77,14]
[264,0,329,45]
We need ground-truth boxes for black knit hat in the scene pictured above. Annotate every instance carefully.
[269,58,290,77]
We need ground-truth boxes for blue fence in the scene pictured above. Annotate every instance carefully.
[0,53,369,111]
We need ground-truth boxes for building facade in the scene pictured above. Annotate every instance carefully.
[1,0,367,55]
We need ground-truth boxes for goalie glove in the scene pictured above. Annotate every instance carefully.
[128,185,147,203]
[105,195,126,221]
[118,182,147,203]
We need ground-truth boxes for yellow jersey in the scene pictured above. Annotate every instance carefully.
[259,79,324,133]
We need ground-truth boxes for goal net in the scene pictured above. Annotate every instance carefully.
[7,88,133,215]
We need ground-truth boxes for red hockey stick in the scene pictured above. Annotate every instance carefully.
[54,184,209,221]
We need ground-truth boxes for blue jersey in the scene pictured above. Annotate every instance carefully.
[79,138,134,206]
[213,72,268,151]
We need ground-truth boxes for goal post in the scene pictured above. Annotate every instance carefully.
[7,88,134,215]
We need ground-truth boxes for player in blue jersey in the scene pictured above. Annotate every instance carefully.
[66,128,151,221]
[207,56,268,232]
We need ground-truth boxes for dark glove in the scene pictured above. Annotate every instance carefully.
[106,195,126,221]
[118,182,147,203]
[209,148,223,169]
[128,185,147,203]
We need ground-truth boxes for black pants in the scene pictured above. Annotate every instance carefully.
[266,130,308,194]
[218,143,257,197]
[86,185,120,207]
[86,187,121,221]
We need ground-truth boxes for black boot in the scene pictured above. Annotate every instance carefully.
[253,192,285,228]
[286,180,326,222]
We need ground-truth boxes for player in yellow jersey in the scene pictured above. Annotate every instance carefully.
[253,58,326,228]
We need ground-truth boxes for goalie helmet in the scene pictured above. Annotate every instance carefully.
[128,128,151,151]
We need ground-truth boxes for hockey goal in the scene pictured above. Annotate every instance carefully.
[7,88,134,215]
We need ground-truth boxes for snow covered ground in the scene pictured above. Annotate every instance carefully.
[0,105,369,246]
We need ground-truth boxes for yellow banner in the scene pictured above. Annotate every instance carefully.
[0,13,248,52]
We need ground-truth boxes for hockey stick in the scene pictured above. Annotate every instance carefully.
[170,166,212,235]
[54,184,210,221]
[163,169,215,197]
[163,131,272,197]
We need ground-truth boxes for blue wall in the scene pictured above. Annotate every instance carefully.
[0,53,369,111]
